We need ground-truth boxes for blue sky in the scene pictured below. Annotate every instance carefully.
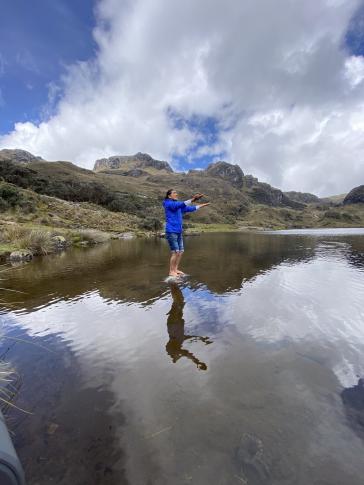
[0,0,226,170]
[0,0,96,132]
[345,3,364,56]
[1,0,364,195]
[168,110,226,169]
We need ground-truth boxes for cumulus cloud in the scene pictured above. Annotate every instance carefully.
[1,0,364,195]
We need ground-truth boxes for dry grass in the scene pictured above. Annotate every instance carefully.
[1,224,29,242]
[0,224,55,255]
[73,229,111,244]
[17,229,54,255]
[0,361,20,413]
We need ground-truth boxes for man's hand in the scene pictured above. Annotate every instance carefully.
[191,193,205,201]
[198,202,210,208]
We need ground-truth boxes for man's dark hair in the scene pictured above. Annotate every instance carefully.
[165,189,174,199]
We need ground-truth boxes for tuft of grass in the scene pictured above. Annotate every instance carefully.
[17,229,54,255]
[1,224,55,255]
[0,361,20,413]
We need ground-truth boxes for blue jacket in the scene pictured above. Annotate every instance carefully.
[163,199,197,233]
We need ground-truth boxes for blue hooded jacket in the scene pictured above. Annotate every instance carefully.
[163,199,197,233]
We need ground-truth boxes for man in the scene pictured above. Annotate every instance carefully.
[163,189,210,277]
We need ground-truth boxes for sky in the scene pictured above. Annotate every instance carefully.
[0,0,364,196]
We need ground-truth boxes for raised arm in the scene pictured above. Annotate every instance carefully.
[182,202,210,213]
[164,199,189,211]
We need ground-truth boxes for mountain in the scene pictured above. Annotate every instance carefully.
[283,191,320,204]
[1,148,363,230]
[320,193,347,204]
[93,153,305,208]
[0,148,43,164]
[94,152,173,173]
[203,161,244,188]
[343,185,364,205]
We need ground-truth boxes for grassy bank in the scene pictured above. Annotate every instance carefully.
[0,183,148,259]
[0,182,363,261]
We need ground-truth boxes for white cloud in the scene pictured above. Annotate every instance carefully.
[345,55,364,87]
[1,0,364,195]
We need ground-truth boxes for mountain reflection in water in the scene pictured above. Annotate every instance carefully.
[0,230,364,485]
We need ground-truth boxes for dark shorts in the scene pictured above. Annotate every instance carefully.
[166,232,184,252]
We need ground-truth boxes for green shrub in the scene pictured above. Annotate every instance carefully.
[324,210,341,219]
[341,212,358,221]
[139,217,163,232]
[0,182,36,213]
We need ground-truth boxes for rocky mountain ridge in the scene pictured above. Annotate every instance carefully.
[344,185,364,205]
[94,152,173,173]
[92,152,308,209]
[0,148,44,164]
[1,149,363,232]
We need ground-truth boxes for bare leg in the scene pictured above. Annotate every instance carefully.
[176,251,185,274]
[169,252,179,276]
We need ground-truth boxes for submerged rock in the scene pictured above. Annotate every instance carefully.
[235,433,270,484]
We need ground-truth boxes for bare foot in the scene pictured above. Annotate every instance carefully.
[176,270,185,275]
[169,272,179,277]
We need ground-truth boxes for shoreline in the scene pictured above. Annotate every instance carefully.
[1,222,364,264]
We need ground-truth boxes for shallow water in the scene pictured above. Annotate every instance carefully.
[1,229,364,485]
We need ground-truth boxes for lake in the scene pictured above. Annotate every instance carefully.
[1,229,364,485]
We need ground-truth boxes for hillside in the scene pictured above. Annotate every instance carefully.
[0,149,363,233]
[321,193,347,204]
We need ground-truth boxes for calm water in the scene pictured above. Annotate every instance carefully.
[1,230,364,485]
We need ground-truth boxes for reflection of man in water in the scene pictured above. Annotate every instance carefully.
[166,283,212,371]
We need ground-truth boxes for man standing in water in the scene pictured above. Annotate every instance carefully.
[163,189,210,277]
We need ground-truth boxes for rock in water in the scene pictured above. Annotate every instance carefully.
[52,235,67,249]
[10,250,33,261]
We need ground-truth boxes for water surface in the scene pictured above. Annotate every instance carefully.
[1,229,364,485]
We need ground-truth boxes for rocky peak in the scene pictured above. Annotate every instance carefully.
[93,152,173,173]
[242,174,259,188]
[0,148,43,164]
[343,185,364,205]
[205,161,244,188]
[250,183,305,209]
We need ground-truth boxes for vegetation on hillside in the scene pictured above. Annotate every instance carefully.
[0,149,363,260]
[0,160,159,217]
